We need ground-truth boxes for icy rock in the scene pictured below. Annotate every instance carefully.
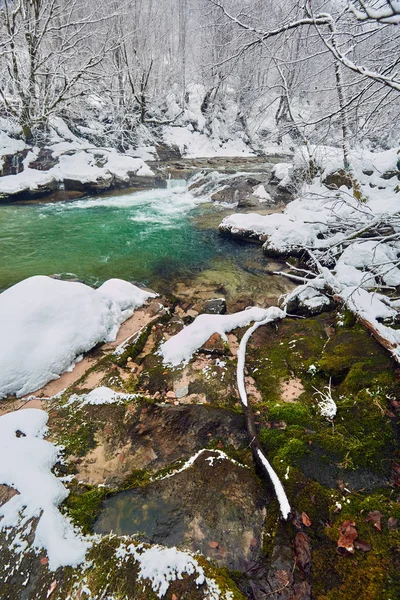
[202,298,227,315]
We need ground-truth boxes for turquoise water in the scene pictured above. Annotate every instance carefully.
[0,181,257,292]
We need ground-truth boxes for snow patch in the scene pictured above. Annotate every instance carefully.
[160,307,279,366]
[66,386,140,407]
[0,409,89,570]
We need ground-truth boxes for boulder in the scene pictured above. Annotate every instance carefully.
[202,298,227,315]
[322,169,352,190]
[0,149,29,176]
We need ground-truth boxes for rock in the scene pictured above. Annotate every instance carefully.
[202,298,227,315]
[381,169,399,180]
[200,333,228,355]
[174,385,189,399]
[154,143,181,161]
[211,176,262,206]
[95,450,267,571]
[322,169,352,190]
[0,484,18,507]
[28,148,58,171]
[0,149,29,176]
[362,169,374,176]
[285,287,332,317]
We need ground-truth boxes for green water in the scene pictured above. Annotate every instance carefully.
[0,182,268,293]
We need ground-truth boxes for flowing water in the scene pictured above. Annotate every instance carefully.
[0,180,292,300]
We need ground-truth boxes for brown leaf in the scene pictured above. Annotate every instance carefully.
[301,512,312,527]
[209,541,219,549]
[46,580,57,598]
[40,557,48,565]
[337,520,358,554]
[294,532,311,573]
[354,539,371,552]
[365,510,383,532]
[388,516,398,529]
[172,595,179,600]
[275,569,290,587]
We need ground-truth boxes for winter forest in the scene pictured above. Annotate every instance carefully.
[0,1,399,599]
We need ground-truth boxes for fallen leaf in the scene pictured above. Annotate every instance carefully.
[354,540,371,552]
[209,541,219,549]
[47,580,57,598]
[365,510,383,532]
[275,569,290,587]
[172,594,179,600]
[388,516,398,529]
[337,520,358,554]
[294,532,311,573]
[301,512,312,527]
[40,557,48,565]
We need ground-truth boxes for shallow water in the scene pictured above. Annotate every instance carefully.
[0,180,289,299]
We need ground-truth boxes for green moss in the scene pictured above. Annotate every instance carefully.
[319,329,396,392]
[313,489,400,600]
[63,485,109,534]
[313,390,396,472]
[115,323,153,367]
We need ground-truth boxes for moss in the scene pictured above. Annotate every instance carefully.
[313,390,396,473]
[195,556,247,600]
[319,329,396,392]
[312,489,400,600]
[114,323,153,367]
[63,485,109,534]
[247,315,328,404]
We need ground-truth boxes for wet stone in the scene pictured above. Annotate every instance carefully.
[94,450,267,571]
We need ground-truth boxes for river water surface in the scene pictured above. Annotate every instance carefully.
[0,180,291,301]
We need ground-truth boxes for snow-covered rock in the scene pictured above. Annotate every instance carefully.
[0,276,156,398]
[0,408,89,570]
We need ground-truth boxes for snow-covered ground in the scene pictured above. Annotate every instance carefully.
[0,276,156,398]
[220,145,400,362]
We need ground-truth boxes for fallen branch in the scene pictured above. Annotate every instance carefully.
[236,308,292,520]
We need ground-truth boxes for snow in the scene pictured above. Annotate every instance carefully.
[0,276,156,399]
[0,132,26,160]
[0,117,155,199]
[272,162,291,181]
[221,145,400,257]
[0,408,89,570]
[160,306,279,366]
[155,449,246,482]
[253,184,272,203]
[66,386,140,407]
[116,543,205,598]
[256,449,291,520]
[163,125,254,158]
[115,541,233,600]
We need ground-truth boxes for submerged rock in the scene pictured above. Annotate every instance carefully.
[95,449,267,571]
